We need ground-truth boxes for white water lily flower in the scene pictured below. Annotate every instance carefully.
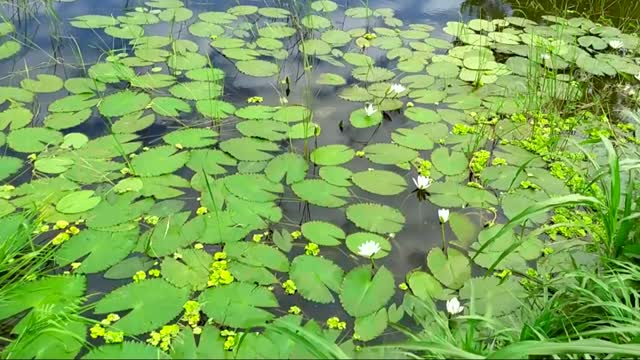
[438,208,450,224]
[364,103,377,117]
[446,297,464,315]
[412,175,432,190]
[358,240,382,258]
[609,39,624,49]
[389,83,406,95]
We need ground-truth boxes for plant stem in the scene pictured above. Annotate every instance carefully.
[441,223,447,255]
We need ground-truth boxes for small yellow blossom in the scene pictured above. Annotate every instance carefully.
[282,279,297,295]
[288,306,302,315]
[182,300,201,327]
[27,154,37,161]
[39,225,50,233]
[252,233,263,242]
[223,335,236,351]
[51,232,70,245]
[175,143,184,150]
[90,324,106,339]
[210,35,218,40]
[148,269,161,277]
[326,317,346,330]
[147,324,180,352]
[104,331,124,344]
[214,252,227,260]
[363,33,377,40]
[495,268,512,280]
[355,150,365,157]
[142,146,150,151]
[247,96,264,104]
[196,206,208,216]
[542,247,554,256]
[305,242,319,256]
[406,101,415,108]
[54,220,69,230]
[107,313,120,323]
[71,262,82,270]
[399,282,408,291]
[1,185,15,192]
[194,243,204,250]
[173,252,183,260]
[291,230,302,240]
[120,167,132,175]
[66,226,80,235]
[133,271,147,282]
[144,216,159,225]
[193,326,202,335]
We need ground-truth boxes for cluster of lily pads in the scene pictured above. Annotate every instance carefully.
[1,0,639,358]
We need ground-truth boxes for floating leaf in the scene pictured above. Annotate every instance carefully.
[236,60,279,77]
[301,221,345,246]
[56,190,102,214]
[20,74,63,93]
[84,342,169,359]
[346,203,405,234]
[264,153,308,185]
[94,279,190,335]
[7,127,63,153]
[161,249,211,290]
[199,282,278,328]
[290,255,344,303]
[98,90,151,117]
[352,170,407,195]
[163,128,217,148]
[363,143,418,165]
[431,147,469,176]
[131,146,189,177]
[220,137,279,161]
[55,228,138,273]
[426,247,471,289]
[292,179,350,208]
[341,266,394,317]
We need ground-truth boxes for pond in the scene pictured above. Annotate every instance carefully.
[1,0,639,358]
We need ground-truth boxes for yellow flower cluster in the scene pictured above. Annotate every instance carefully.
[290,230,302,240]
[182,300,201,328]
[133,271,146,282]
[90,313,124,344]
[220,329,237,351]
[51,220,82,245]
[147,324,180,351]
[196,206,208,216]
[148,269,161,278]
[355,150,365,157]
[326,317,346,330]
[247,96,264,104]
[208,252,234,287]
[304,243,319,256]
[144,215,159,225]
[282,279,297,295]
[288,306,302,315]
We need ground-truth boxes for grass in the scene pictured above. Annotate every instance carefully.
[0,212,89,358]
